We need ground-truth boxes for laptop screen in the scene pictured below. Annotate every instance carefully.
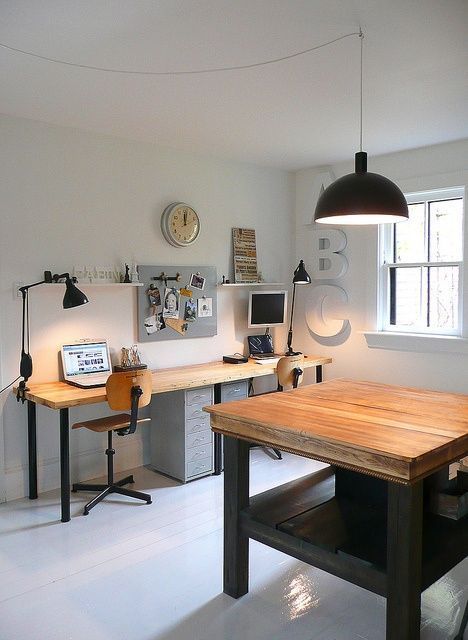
[62,342,111,377]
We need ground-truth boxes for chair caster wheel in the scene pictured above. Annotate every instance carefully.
[83,510,89,516]
[147,499,152,504]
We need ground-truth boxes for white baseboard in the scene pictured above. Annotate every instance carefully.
[4,435,146,502]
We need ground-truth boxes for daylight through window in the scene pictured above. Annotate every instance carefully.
[380,188,464,335]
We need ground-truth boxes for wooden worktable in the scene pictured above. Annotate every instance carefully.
[205,379,468,640]
[206,377,468,483]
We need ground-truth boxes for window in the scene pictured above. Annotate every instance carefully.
[379,187,464,335]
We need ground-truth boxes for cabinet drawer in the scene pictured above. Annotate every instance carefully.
[221,380,249,402]
[185,405,208,421]
[186,458,212,478]
[185,387,213,407]
[185,415,210,434]
[186,430,212,449]
[186,444,212,464]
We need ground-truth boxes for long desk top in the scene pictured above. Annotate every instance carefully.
[14,355,331,410]
[205,378,468,483]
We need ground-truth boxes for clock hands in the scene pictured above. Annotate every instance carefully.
[184,211,187,226]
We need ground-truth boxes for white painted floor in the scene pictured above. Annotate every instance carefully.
[0,451,466,640]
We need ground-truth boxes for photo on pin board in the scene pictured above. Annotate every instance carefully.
[184,299,197,322]
[144,312,166,334]
[163,287,180,318]
[189,273,206,290]
[198,297,212,318]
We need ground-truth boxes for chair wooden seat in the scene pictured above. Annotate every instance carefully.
[72,414,150,433]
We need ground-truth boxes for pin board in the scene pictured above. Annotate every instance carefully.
[137,265,217,342]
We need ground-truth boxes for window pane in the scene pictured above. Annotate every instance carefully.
[429,198,463,262]
[391,267,425,327]
[429,266,459,330]
[394,202,426,263]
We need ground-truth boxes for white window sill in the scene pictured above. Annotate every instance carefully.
[362,331,468,354]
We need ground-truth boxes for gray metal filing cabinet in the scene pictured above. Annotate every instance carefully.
[149,380,248,482]
[150,385,214,482]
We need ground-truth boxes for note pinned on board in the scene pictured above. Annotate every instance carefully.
[165,318,189,335]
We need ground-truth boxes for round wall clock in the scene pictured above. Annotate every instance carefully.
[161,202,200,247]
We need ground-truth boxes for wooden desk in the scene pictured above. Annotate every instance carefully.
[205,379,468,640]
[15,355,330,522]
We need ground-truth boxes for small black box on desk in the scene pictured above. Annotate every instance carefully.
[223,355,248,364]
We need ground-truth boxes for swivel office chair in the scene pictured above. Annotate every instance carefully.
[276,354,304,391]
[72,369,153,516]
[251,354,304,460]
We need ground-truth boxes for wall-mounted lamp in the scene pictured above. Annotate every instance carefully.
[286,260,311,356]
[17,270,89,402]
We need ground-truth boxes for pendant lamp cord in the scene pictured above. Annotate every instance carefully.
[359,28,364,152]
[0,31,362,76]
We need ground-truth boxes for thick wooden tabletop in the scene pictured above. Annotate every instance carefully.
[13,356,331,410]
[205,378,468,483]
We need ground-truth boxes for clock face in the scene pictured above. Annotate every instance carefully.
[161,203,200,247]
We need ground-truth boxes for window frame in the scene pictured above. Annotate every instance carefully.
[378,186,465,337]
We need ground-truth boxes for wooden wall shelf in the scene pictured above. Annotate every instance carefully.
[219,282,284,287]
[45,282,144,287]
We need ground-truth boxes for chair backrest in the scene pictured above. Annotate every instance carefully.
[106,370,152,411]
[277,355,304,389]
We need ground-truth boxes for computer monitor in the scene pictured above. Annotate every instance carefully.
[248,290,288,330]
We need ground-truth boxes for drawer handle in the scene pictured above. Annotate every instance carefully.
[189,423,204,431]
[193,464,207,473]
[229,388,241,394]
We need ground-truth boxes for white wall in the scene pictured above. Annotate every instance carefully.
[295,139,468,393]
[0,114,294,501]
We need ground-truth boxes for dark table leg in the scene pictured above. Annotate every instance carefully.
[316,365,323,384]
[213,383,222,475]
[386,481,423,640]
[59,408,70,523]
[27,400,38,499]
[454,598,468,640]
[224,436,250,598]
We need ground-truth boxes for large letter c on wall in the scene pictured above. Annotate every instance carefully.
[305,284,349,338]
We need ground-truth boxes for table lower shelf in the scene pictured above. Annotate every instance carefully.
[241,467,467,597]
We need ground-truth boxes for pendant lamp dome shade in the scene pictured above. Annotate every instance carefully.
[314,152,409,225]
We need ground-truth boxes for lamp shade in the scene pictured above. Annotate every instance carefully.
[63,277,89,309]
[314,152,409,225]
[293,260,311,284]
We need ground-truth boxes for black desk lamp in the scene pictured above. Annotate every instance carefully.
[17,270,89,403]
[286,260,311,356]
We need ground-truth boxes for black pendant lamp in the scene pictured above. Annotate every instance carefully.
[314,32,408,225]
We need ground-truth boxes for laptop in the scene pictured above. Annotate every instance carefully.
[247,335,281,360]
[61,340,112,388]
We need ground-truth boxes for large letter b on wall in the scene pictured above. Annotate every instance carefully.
[309,229,348,280]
